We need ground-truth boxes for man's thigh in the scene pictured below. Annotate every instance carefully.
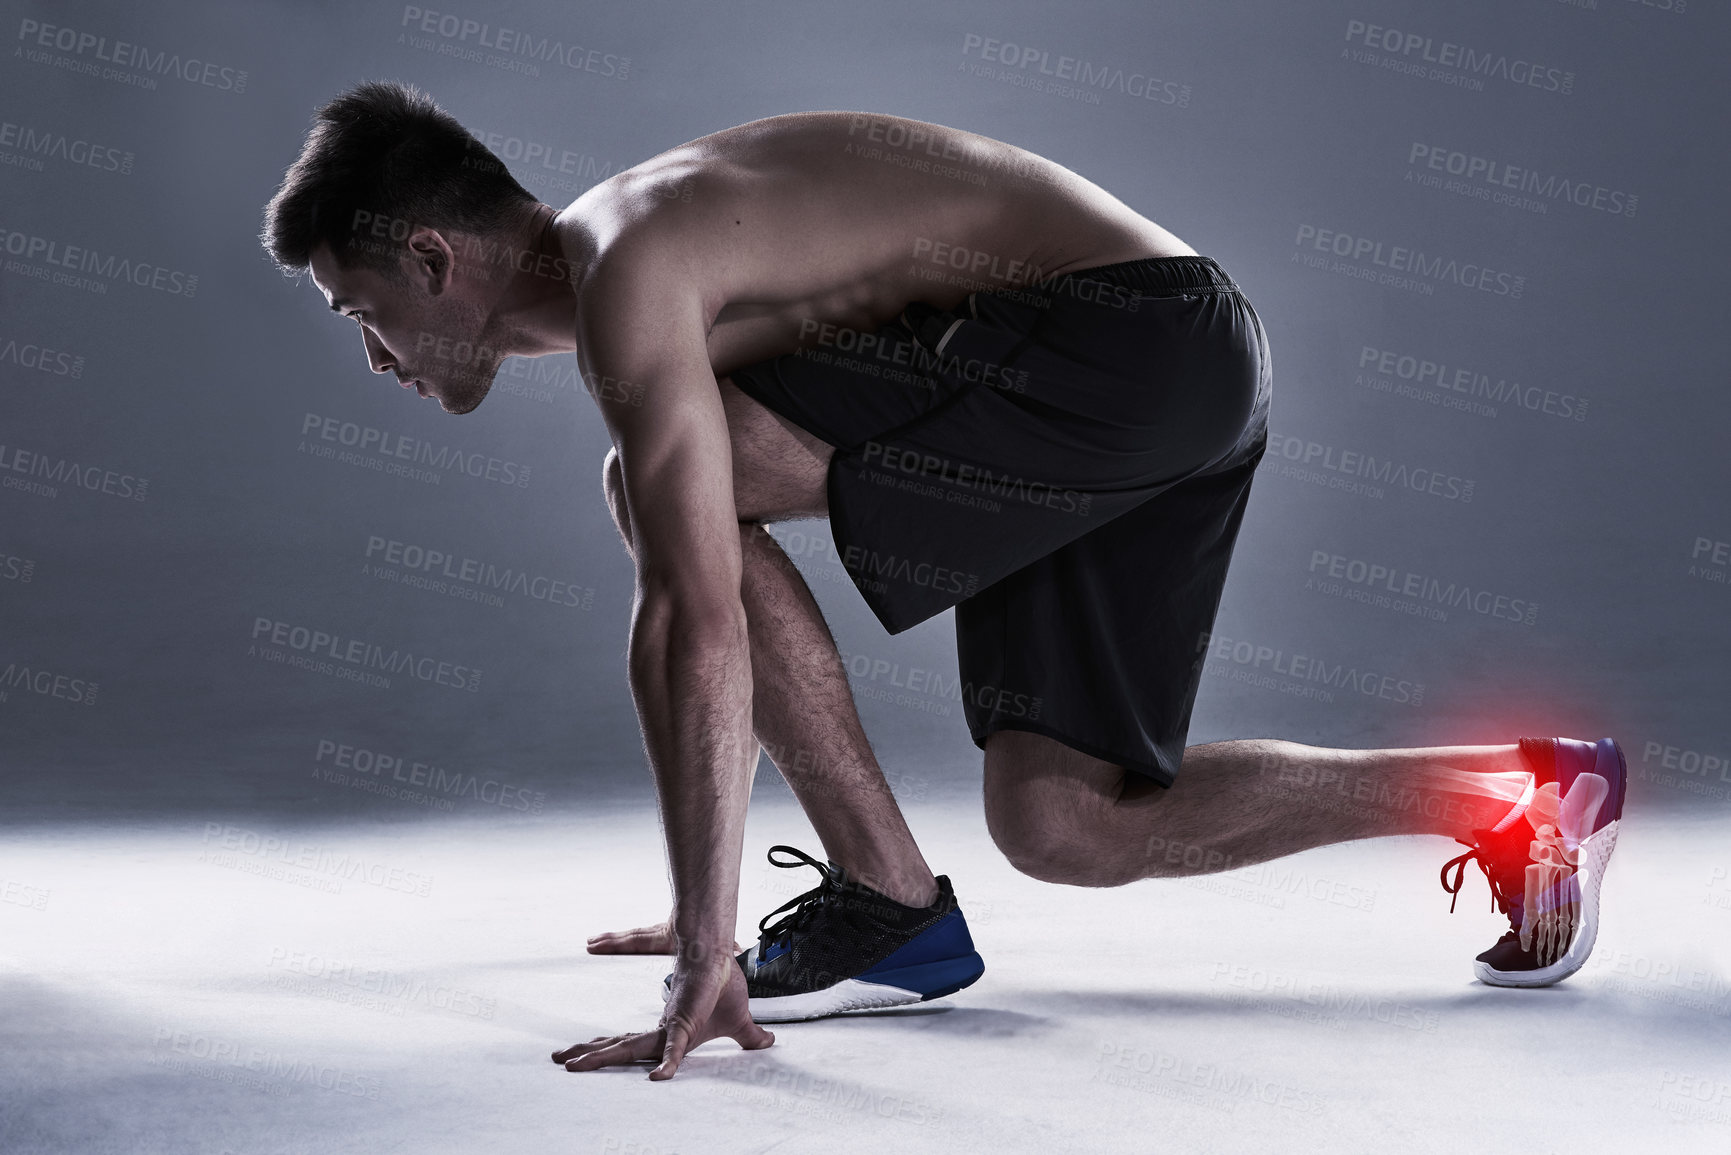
[983,730,1162,815]
[985,728,1119,798]
[717,375,833,523]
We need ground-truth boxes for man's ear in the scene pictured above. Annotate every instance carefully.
[406,226,455,295]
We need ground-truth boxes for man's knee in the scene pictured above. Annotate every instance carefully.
[982,731,1225,884]
[986,809,1100,885]
[987,790,1227,883]
[983,765,1117,886]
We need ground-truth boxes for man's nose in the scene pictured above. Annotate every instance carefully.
[361,327,394,374]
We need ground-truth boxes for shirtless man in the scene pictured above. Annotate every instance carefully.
[262,82,1627,1081]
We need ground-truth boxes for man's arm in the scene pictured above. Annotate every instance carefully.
[553,244,772,1079]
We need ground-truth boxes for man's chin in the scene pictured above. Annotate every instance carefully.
[430,381,493,415]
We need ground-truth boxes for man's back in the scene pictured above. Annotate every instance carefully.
[559,111,1195,375]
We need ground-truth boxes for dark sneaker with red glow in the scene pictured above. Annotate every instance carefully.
[1440,737,1627,987]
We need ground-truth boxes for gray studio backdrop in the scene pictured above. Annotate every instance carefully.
[1,0,1725,825]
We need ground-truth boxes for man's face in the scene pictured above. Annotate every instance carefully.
[308,235,506,415]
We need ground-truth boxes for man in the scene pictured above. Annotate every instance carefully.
[262,82,1626,1081]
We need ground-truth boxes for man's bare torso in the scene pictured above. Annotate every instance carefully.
[555,112,1195,378]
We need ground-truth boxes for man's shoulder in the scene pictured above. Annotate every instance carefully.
[558,159,749,323]
[560,204,711,313]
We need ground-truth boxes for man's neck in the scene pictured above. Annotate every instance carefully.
[488,201,584,357]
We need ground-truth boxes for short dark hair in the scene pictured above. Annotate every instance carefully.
[261,80,535,275]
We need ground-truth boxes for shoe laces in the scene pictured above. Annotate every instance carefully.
[1440,837,1517,919]
[756,845,841,953]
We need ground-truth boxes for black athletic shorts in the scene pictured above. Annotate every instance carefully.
[728,255,1271,786]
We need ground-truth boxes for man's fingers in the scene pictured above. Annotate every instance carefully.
[584,926,743,955]
[735,1022,775,1052]
[649,1021,692,1081]
[564,1030,666,1072]
[551,1033,631,1063]
[585,923,673,955]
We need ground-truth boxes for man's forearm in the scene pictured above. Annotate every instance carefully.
[627,592,757,951]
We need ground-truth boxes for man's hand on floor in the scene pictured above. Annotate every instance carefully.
[553,940,772,1080]
[586,917,741,955]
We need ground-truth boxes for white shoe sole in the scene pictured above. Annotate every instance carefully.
[660,976,924,1023]
[748,978,925,1022]
[1475,818,1618,988]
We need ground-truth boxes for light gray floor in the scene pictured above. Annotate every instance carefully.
[3,795,1728,1153]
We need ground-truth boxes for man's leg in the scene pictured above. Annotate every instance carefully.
[601,379,940,910]
[984,730,1532,887]
[735,522,940,907]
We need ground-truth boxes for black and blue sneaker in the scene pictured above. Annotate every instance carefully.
[667,845,985,1022]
